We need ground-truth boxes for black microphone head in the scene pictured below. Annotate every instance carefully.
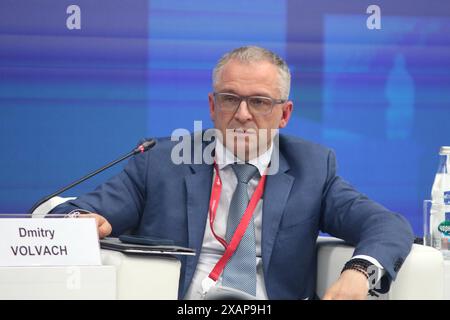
[134,138,156,154]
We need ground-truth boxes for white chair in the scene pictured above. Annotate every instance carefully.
[316,237,445,299]
[100,250,181,299]
[32,198,445,300]
[107,237,444,300]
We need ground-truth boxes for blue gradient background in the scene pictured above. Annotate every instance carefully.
[1,1,449,236]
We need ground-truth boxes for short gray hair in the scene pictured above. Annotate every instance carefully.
[212,46,291,100]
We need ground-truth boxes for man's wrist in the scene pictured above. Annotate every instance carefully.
[341,258,378,290]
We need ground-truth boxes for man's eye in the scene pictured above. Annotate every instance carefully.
[223,96,239,103]
[250,98,270,106]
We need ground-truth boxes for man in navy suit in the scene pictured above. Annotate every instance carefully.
[52,46,413,300]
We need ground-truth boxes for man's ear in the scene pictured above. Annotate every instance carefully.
[278,101,293,129]
[208,93,216,122]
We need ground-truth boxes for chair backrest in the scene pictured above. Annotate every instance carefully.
[31,196,76,217]
[316,236,444,300]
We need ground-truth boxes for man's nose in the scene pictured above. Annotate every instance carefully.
[234,100,253,122]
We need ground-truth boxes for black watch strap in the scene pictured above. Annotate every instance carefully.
[341,258,379,292]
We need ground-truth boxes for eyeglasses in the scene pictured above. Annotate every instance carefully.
[213,92,287,116]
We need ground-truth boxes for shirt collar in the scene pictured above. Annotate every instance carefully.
[214,139,273,176]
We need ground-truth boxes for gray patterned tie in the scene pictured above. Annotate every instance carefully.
[222,163,258,296]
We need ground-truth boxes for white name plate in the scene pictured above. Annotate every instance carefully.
[0,218,101,266]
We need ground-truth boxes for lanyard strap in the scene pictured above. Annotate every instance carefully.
[207,163,267,282]
[208,164,228,249]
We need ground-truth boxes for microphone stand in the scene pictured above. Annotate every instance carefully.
[28,139,156,214]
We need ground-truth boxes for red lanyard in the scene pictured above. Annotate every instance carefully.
[207,163,267,282]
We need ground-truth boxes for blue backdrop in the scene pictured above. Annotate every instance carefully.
[1,0,449,236]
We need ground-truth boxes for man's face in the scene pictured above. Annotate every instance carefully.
[209,59,293,160]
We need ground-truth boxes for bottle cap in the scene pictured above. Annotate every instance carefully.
[439,146,450,155]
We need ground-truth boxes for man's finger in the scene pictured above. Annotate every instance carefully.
[98,220,112,238]
[77,213,112,238]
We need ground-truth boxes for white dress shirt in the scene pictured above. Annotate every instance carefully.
[183,140,384,299]
[184,140,271,299]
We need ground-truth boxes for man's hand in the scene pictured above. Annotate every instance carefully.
[322,269,369,300]
[79,213,112,239]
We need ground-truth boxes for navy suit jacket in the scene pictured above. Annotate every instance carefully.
[52,133,414,299]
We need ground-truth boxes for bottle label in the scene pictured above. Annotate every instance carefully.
[445,191,450,205]
[438,221,450,236]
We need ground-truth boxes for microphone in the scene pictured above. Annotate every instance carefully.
[28,138,156,214]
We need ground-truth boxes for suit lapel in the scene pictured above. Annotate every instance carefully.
[183,163,213,293]
[261,152,294,274]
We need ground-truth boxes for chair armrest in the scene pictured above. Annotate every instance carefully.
[316,237,444,299]
[389,244,444,299]
[101,249,181,299]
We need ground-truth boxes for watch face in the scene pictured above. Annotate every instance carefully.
[367,264,379,290]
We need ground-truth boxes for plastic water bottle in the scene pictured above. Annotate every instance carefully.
[430,146,450,257]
